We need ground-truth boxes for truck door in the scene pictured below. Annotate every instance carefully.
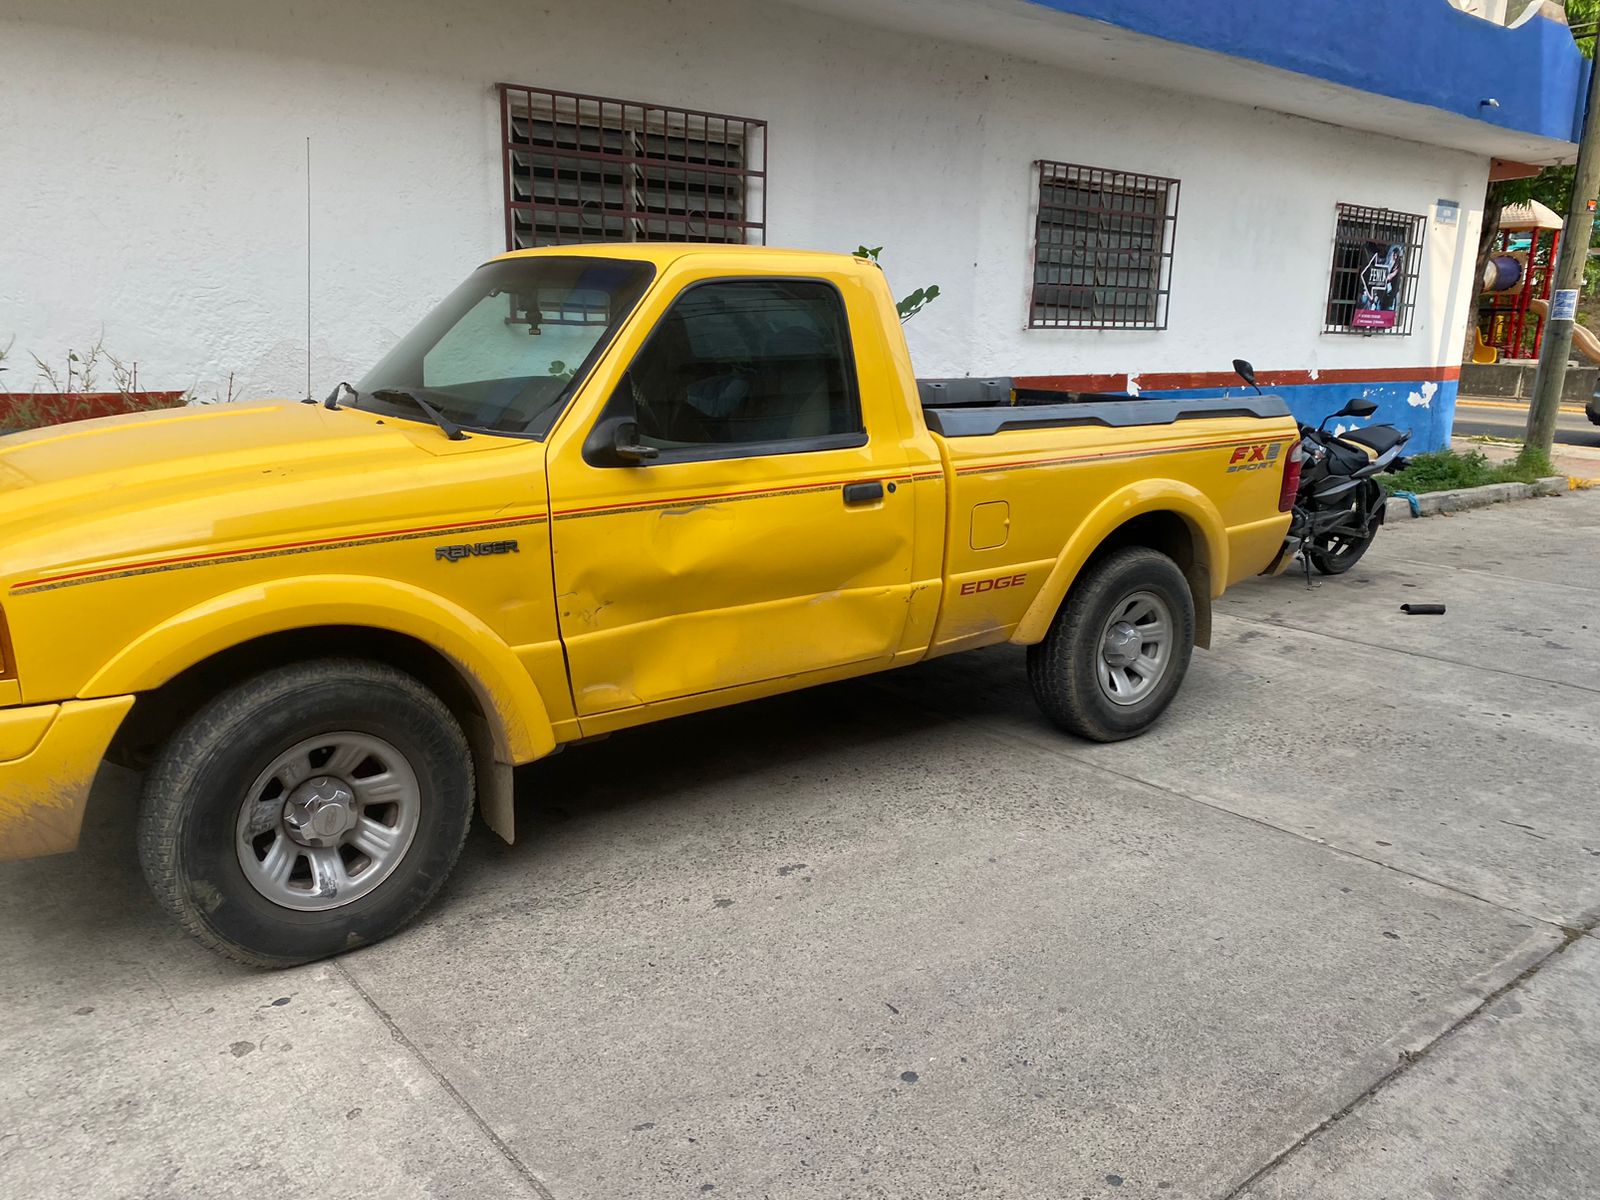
[544,276,917,718]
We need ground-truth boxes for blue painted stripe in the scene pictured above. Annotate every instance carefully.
[1142,378,1458,453]
[1025,0,1587,147]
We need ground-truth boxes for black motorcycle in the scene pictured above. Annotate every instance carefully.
[1233,359,1411,576]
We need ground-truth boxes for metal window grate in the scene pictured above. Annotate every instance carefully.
[1323,203,1424,335]
[1030,160,1179,330]
[497,84,766,250]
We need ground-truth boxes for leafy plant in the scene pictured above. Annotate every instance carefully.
[852,246,941,322]
[1381,447,1556,494]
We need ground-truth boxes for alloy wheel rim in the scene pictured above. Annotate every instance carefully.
[1095,590,1174,707]
[234,732,421,912]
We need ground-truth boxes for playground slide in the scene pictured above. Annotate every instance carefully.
[1527,297,1600,363]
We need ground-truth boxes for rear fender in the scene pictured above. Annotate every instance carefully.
[1011,480,1228,646]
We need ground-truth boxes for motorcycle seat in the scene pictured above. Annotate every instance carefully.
[1326,439,1371,474]
[1341,425,1406,456]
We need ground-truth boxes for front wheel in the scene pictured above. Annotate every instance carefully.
[1027,546,1196,742]
[137,659,475,968]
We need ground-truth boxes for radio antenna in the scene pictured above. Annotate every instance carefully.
[305,135,313,402]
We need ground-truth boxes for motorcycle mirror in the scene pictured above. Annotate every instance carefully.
[1231,359,1261,395]
[1341,397,1379,418]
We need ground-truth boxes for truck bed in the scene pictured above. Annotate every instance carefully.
[916,377,1290,438]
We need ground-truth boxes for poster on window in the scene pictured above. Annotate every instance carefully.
[1351,240,1404,329]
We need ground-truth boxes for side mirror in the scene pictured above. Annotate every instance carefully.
[1232,359,1261,395]
[1341,397,1379,418]
[589,415,658,466]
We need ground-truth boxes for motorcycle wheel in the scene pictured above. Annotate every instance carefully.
[1306,484,1383,575]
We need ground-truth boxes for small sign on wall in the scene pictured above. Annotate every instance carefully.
[1551,289,1580,321]
[1434,199,1460,226]
[1351,240,1405,330]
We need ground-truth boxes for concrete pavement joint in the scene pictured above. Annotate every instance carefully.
[1225,612,1600,697]
[866,666,1559,915]
[877,685,1563,931]
[866,680,1582,1191]
[1219,919,1596,1200]
[333,961,558,1200]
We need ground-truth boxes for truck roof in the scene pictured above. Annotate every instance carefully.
[488,243,868,271]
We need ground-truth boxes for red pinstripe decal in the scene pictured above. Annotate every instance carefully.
[8,433,1274,594]
[550,468,946,520]
[953,434,1274,476]
[12,512,548,593]
[553,475,864,519]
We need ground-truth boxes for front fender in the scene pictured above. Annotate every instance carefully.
[79,575,556,764]
[1011,480,1228,645]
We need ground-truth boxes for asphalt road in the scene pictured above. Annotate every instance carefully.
[1453,396,1600,446]
[4,491,1599,1200]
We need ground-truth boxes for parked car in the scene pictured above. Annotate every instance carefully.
[0,245,1298,965]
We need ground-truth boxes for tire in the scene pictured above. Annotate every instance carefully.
[1307,483,1382,575]
[137,659,474,968]
[1306,528,1375,575]
[1026,546,1196,742]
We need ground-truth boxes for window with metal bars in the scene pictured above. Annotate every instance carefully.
[498,84,767,250]
[1323,204,1424,335]
[1030,160,1179,330]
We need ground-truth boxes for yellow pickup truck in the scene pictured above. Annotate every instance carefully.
[0,245,1298,965]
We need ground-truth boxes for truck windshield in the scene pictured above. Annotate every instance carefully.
[354,256,654,438]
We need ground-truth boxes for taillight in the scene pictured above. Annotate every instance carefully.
[1278,440,1304,512]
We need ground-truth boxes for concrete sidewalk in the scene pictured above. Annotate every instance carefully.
[3,491,1598,1199]
[1453,429,1600,484]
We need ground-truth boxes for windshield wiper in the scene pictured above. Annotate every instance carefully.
[367,388,469,441]
[322,381,356,410]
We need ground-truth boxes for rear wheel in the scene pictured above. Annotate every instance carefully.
[1027,546,1196,742]
[137,659,474,968]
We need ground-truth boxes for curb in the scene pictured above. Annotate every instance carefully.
[1385,476,1567,521]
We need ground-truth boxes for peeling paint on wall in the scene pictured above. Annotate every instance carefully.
[1406,380,1440,408]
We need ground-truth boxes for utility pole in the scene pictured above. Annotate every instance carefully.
[1526,43,1600,459]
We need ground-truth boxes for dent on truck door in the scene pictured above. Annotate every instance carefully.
[546,277,917,716]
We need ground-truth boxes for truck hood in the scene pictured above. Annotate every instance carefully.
[0,401,533,587]
[0,401,427,494]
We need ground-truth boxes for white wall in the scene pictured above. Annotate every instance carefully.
[1449,0,1513,24]
[0,0,1489,401]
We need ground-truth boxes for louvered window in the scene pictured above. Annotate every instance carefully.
[1030,160,1179,330]
[497,84,766,249]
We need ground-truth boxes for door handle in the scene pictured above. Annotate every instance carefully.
[842,480,885,505]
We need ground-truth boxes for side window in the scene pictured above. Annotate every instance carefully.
[623,280,863,452]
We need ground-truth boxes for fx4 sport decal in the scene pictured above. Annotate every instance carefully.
[435,540,520,562]
[960,572,1027,596]
[1226,442,1283,473]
